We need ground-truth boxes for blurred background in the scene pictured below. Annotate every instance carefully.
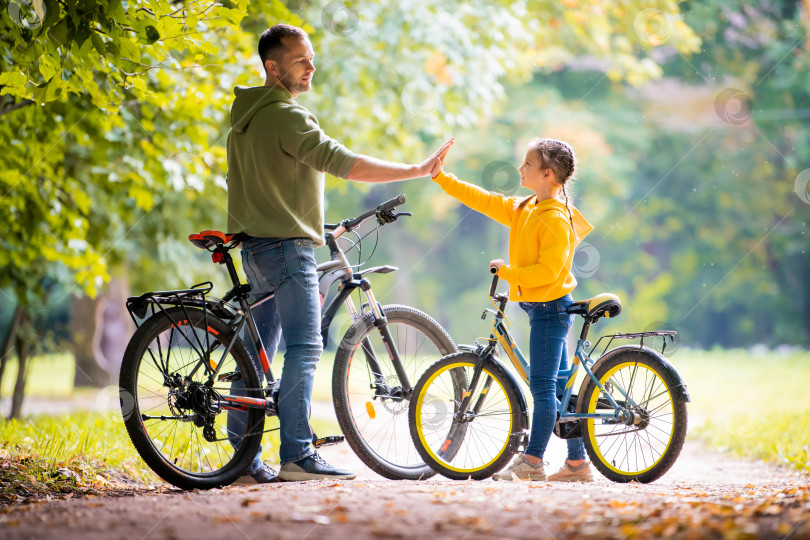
[0,0,808,483]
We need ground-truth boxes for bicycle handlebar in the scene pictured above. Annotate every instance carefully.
[379,194,406,213]
[336,194,407,233]
[489,266,509,313]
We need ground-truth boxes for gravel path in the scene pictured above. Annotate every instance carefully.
[1,437,808,540]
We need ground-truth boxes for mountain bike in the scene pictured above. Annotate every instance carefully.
[408,268,689,482]
[120,195,455,490]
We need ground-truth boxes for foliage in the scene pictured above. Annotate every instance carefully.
[0,410,338,501]
[369,0,810,348]
[0,0,699,309]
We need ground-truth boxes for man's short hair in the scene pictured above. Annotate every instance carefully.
[258,24,308,71]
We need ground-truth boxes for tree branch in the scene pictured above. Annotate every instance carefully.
[0,97,35,119]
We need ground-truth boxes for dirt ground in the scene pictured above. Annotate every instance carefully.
[1,437,808,540]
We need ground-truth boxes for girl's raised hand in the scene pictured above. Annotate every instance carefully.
[421,137,455,178]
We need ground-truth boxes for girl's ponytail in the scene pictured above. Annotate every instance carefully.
[527,138,577,232]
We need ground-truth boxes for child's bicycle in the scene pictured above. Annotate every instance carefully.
[119,196,455,489]
[408,268,689,482]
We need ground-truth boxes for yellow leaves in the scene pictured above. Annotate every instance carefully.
[0,70,27,88]
[117,37,141,63]
[128,184,154,211]
[38,57,59,80]
[73,190,91,215]
[426,52,454,85]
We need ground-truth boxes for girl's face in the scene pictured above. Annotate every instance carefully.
[518,150,554,191]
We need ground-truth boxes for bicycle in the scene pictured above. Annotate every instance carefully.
[119,195,455,490]
[408,268,690,482]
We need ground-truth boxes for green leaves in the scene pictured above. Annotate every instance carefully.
[0,0,702,312]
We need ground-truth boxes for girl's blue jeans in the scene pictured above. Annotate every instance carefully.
[519,295,586,461]
[227,236,321,469]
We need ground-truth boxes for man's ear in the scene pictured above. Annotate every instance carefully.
[264,59,278,78]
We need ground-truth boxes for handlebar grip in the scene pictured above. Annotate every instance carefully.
[489,274,499,298]
[378,195,406,213]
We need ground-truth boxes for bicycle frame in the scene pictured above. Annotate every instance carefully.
[459,274,676,428]
[486,314,625,422]
[124,197,417,420]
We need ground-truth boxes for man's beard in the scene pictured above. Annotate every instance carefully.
[280,72,310,94]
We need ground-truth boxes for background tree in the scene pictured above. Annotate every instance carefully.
[1,0,715,414]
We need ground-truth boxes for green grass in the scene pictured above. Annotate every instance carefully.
[0,350,342,501]
[1,352,76,398]
[2,346,806,503]
[672,347,810,472]
[0,410,339,502]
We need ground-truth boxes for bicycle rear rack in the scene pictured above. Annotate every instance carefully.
[125,281,239,329]
[590,330,678,359]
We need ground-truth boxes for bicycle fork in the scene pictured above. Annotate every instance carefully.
[349,280,414,400]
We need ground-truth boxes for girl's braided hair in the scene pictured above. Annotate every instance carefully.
[527,138,577,231]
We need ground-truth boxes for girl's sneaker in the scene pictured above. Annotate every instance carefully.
[547,461,594,482]
[491,454,547,481]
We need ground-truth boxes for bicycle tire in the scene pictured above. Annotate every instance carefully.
[409,352,522,480]
[332,305,455,480]
[120,307,264,490]
[577,347,688,483]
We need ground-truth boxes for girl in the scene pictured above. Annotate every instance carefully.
[433,138,594,482]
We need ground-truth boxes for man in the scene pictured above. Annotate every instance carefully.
[226,23,453,483]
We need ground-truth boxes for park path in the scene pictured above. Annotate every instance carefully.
[1,435,808,540]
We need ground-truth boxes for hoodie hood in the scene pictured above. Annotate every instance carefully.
[230,85,293,132]
[531,197,594,243]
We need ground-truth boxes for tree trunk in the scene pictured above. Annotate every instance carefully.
[71,277,133,388]
[0,302,23,399]
[9,308,31,419]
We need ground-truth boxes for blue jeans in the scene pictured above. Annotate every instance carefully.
[227,237,321,469]
[520,295,586,461]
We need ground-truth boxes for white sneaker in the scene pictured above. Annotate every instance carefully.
[491,454,546,481]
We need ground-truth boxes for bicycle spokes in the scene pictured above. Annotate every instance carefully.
[586,362,675,475]
[413,360,516,476]
[135,322,254,474]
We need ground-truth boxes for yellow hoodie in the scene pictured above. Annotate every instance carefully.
[433,171,594,302]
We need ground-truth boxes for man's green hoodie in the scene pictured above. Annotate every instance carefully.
[226,85,357,245]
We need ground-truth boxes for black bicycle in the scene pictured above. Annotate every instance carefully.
[120,196,455,489]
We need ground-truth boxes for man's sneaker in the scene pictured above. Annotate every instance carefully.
[547,461,594,482]
[491,453,546,481]
[232,462,278,485]
[278,452,357,482]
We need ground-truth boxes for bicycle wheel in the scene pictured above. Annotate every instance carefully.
[577,348,688,483]
[332,305,455,480]
[409,352,522,480]
[120,307,264,490]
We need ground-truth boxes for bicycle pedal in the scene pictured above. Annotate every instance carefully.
[313,435,345,448]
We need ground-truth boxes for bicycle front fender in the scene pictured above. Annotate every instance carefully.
[481,352,530,432]
[585,345,691,403]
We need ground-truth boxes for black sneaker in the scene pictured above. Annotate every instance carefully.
[277,452,357,481]
[232,462,278,485]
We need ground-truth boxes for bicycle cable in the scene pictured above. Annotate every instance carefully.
[490,294,511,329]
[336,219,383,271]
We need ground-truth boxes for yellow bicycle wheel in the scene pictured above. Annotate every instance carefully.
[578,348,688,483]
[409,352,522,480]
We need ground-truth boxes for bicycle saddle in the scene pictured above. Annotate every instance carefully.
[188,230,244,250]
[567,293,622,319]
